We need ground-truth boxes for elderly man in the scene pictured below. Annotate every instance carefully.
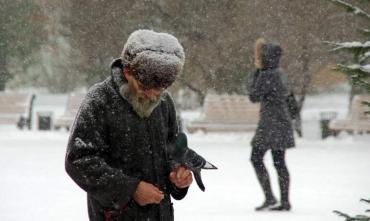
[65,30,193,221]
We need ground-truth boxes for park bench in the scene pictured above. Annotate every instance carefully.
[0,92,36,129]
[54,93,85,131]
[186,94,260,133]
[329,94,370,134]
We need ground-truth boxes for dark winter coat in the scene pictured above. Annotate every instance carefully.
[65,59,188,221]
[248,43,295,150]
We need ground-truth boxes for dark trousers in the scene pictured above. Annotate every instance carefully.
[251,147,290,204]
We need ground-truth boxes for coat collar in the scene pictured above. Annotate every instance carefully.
[110,58,127,89]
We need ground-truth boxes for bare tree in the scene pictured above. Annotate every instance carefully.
[60,0,364,107]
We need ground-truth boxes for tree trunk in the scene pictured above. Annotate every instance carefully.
[295,44,313,137]
[349,81,367,107]
[0,81,5,91]
[0,56,8,91]
[178,78,206,104]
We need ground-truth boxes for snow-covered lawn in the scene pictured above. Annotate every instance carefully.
[0,130,369,221]
[0,92,368,220]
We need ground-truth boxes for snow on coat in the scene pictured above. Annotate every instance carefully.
[65,60,187,221]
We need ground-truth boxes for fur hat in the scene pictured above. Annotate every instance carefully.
[121,30,185,88]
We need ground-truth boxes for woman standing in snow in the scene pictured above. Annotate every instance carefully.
[248,38,295,211]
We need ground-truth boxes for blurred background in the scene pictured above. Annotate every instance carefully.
[2,0,369,107]
[1,1,370,221]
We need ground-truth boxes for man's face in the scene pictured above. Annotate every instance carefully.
[122,68,165,118]
[124,68,164,100]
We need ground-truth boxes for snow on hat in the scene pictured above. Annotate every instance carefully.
[121,29,185,89]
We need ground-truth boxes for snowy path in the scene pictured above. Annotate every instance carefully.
[0,131,369,221]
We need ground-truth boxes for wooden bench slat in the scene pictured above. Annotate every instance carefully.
[0,92,35,129]
[0,106,29,114]
[329,95,370,133]
[54,93,85,130]
[187,94,260,133]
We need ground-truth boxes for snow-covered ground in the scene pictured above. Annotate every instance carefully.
[1,93,369,221]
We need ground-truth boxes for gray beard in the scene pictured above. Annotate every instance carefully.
[119,84,162,118]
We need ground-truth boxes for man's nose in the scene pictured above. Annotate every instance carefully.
[143,89,159,98]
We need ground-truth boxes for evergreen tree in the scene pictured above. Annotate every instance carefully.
[326,0,370,111]
[333,198,370,221]
[327,4,370,220]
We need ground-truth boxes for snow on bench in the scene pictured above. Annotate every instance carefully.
[54,93,85,131]
[0,92,36,129]
[329,94,370,134]
[186,94,260,133]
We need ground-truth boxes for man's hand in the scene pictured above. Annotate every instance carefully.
[133,181,164,206]
[169,165,193,189]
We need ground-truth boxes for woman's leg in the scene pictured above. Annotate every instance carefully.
[270,149,291,210]
[251,146,276,210]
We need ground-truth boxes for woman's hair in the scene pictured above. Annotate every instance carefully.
[254,38,266,69]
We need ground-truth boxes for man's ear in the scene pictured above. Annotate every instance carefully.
[123,68,133,80]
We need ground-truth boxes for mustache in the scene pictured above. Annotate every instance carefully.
[120,84,162,118]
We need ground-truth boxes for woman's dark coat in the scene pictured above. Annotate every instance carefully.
[248,43,295,150]
[65,59,188,221]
